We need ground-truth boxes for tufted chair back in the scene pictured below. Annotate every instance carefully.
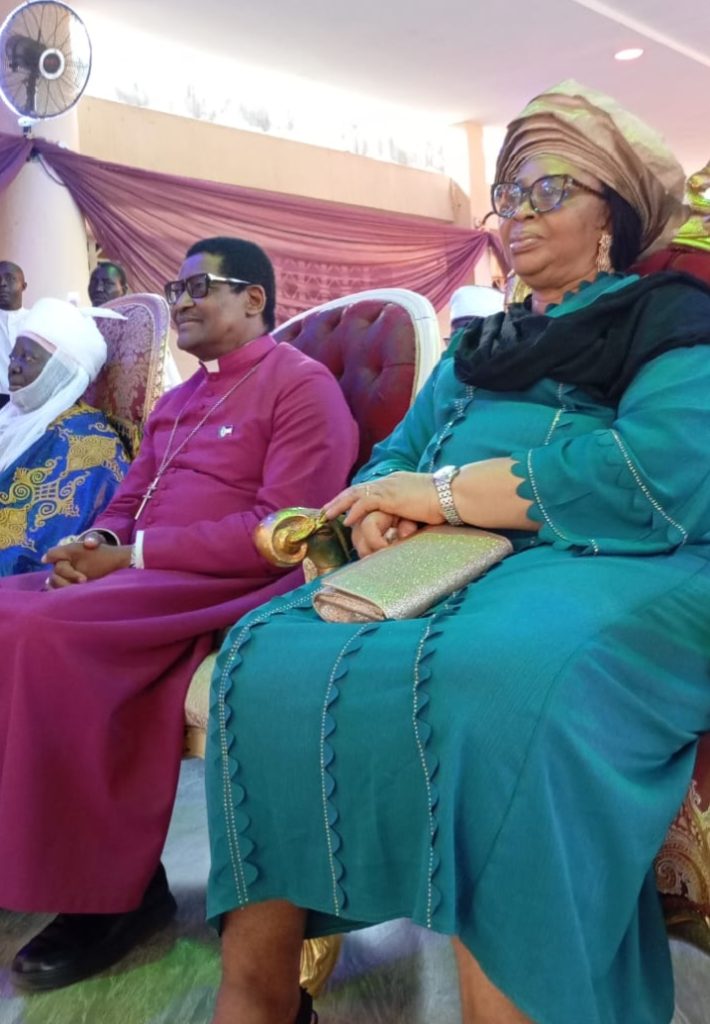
[84,293,171,458]
[273,289,440,472]
[633,245,710,285]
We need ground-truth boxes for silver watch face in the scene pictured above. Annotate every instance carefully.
[433,466,462,525]
[434,465,457,483]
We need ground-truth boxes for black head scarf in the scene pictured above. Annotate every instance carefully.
[453,272,710,404]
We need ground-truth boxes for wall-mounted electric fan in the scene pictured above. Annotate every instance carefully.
[0,1,91,121]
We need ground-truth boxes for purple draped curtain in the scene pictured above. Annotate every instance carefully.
[0,133,32,192]
[0,130,506,322]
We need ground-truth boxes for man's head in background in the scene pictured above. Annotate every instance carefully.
[0,262,27,311]
[89,262,129,307]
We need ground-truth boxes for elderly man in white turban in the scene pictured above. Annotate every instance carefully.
[0,297,130,575]
[448,284,505,340]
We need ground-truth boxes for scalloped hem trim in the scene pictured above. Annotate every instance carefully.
[210,588,316,909]
[411,588,471,928]
[320,622,381,916]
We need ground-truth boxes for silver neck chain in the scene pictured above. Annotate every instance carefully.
[134,350,270,521]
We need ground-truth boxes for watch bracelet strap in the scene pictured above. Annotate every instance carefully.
[434,468,464,526]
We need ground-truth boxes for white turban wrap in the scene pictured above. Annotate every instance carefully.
[450,285,505,322]
[0,298,109,472]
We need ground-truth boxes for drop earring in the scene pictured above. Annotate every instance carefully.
[596,232,613,273]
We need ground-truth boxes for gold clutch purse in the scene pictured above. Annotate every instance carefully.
[312,525,513,623]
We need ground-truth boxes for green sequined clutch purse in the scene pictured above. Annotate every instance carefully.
[312,525,513,623]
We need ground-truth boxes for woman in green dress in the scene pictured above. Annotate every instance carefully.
[205,82,710,1024]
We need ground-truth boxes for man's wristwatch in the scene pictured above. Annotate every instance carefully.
[432,465,464,526]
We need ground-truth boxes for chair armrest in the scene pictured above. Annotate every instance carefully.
[253,507,351,577]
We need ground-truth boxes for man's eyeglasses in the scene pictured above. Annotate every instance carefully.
[491,174,606,219]
[164,272,252,306]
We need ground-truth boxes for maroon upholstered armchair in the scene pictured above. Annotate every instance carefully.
[274,288,440,472]
[633,244,710,285]
[183,288,441,758]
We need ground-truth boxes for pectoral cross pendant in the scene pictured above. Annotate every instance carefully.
[134,477,160,520]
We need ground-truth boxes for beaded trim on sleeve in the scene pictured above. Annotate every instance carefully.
[526,449,599,554]
[609,429,688,544]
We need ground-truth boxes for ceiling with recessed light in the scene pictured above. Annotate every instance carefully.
[73,0,709,174]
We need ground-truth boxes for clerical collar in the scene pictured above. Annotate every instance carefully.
[199,333,273,376]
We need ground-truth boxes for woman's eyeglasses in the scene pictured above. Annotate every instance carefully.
[164,272,251,306]
[491,174,606,219]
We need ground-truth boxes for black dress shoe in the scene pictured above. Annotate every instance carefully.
[11,862,177,992]
[296,986,319,1024]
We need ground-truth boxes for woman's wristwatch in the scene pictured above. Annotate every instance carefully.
[432,465,464,526]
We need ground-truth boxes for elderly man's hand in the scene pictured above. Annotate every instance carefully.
[43,532,132,589]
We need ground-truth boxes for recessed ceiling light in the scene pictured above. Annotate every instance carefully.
[614,48,644,61]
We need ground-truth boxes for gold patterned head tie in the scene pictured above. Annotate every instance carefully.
[495,80,687,257]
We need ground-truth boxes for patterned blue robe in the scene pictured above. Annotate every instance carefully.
[0,401,129,575]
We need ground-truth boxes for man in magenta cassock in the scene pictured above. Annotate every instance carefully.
[0,237,358,990]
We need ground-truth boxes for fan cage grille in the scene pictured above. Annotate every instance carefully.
[0,1,91,120]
